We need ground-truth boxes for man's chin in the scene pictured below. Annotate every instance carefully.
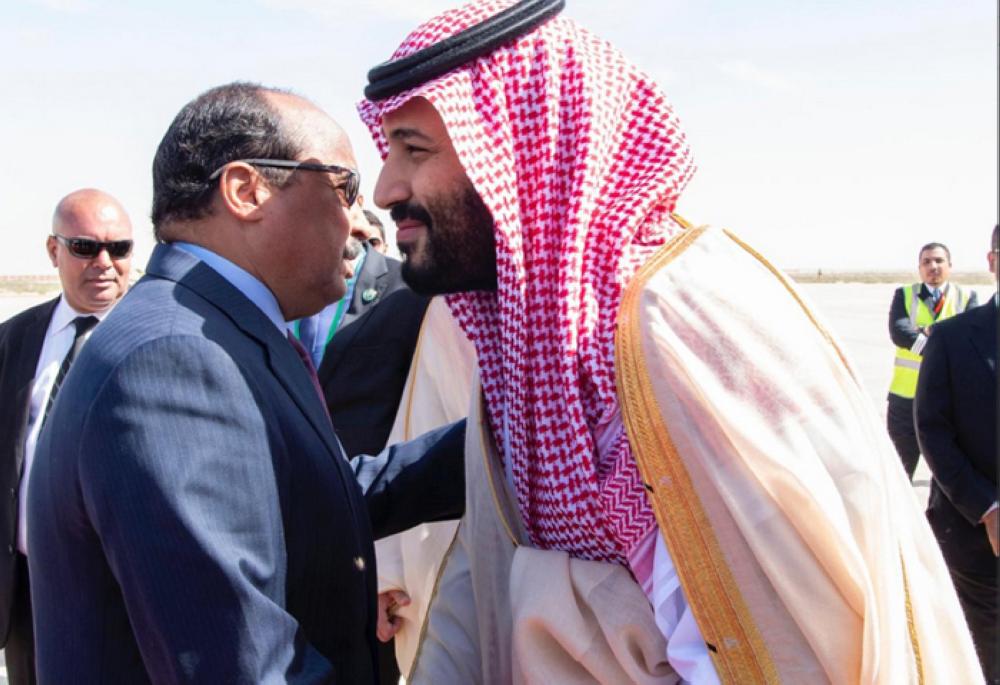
[329,282,348,306]
[82,292,119,313]
[401,261,496,296]
[400,258,441,295]
[400,255,464,296]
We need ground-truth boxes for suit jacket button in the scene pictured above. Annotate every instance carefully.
[354,556,366,571]
[8,488,14,499]
[6,544,13,555]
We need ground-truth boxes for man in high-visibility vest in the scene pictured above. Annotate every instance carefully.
[887,242,978,479]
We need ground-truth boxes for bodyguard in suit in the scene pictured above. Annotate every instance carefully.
[887,241,977,478]
[915,226,998,683]
[317,246,430,458]
[27,83,463,684]
[0,188,133,684]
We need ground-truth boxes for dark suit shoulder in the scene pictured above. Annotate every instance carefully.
[0,296,59,371]
[381,254,404,277]
[932,300,994,336]
[0,296,59,338]
[364,250,406,292]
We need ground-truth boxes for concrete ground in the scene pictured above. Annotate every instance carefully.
[0,280,992,681]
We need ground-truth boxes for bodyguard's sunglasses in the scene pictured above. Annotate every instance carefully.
[207,158,361,207]
[52,234,134,260]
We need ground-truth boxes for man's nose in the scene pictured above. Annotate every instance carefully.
[91,248,114,269]
[372,160,408,210]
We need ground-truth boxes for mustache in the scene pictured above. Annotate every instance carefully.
[389,202,433,227]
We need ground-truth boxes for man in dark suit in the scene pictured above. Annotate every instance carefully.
[887,242,978,479]
[915,226,998,683]
[318,250,430,458]
[26,82,463,684]
[0,188,133,684]
[308,209,429,683]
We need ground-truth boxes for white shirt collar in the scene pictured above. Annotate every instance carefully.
[50,295,114,336]
[172,242,288,333]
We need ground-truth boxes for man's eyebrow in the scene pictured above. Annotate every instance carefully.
[387,127,434,143]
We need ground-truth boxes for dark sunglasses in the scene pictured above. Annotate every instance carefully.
[208,158,361,208]
[52,234,133,259]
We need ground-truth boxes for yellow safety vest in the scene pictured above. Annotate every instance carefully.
[889,282,967,398]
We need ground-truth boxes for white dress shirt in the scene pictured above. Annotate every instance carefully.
[19,297,111,555]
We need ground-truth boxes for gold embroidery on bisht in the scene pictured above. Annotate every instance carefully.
[615,226,780,684]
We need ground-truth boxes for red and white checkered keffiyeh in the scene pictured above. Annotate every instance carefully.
[359,0,695,565]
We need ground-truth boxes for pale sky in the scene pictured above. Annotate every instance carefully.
[1,1,996,274]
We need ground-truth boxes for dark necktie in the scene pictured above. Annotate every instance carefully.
[297,315,321,367]
[287,331,331,421]
[41,315,99,427]
[931,287,945,317]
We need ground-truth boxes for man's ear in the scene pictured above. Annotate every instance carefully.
[216,163,271,222]
[46,236,59,268]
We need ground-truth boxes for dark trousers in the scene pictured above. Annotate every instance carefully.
[886,395,920,479]
[950,562,999,683]
[5,553,36,685]
[378,637,400,684]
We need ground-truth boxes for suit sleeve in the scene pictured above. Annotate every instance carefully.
[914,327,996,524]
[888,286,920,349]
[352,420,466,539]
[77,336,335,683]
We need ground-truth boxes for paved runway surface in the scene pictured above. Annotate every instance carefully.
[0,280,992,681]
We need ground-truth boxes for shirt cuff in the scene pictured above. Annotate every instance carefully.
[980,502,998,523]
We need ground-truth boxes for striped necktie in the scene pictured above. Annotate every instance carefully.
[41,315,99,427]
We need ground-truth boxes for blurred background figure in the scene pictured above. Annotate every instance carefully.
[886,241,978,479]
[363,210,388,254]
[0,188,132,685]
[915,225,998,684]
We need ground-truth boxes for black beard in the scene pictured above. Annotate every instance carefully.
[391,183,498,295]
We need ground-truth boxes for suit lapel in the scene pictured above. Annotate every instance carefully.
[145,244,344,462]
[13,298,59,472]
[918,283,937,316]
[341,248,389,329]
[969,303,997,378]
